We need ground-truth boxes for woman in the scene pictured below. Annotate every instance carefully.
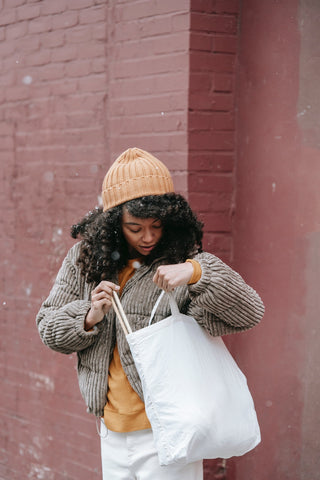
[36,147,264,479]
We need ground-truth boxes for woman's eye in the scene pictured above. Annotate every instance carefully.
[129,229,140,234]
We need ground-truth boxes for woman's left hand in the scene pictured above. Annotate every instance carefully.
[153,262,194,292]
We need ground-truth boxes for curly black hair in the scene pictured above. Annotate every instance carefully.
[71,193,203,284]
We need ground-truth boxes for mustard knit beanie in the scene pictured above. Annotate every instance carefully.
[102,147,174,211]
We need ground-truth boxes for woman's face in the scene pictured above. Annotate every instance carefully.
[121,208,163,257]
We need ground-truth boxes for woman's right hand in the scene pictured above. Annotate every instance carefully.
[84,281,120,331]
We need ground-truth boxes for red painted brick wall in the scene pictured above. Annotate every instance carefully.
[106,0,190,196]
[1,2,109,479]
[1,1,240,479]
[188,0,239,266]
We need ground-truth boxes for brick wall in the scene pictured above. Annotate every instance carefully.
[0,1,239,479]
[188,0,239,264]
[106,0,190,196]
[1,1,109,479]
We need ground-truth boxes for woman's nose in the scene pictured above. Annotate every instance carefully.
[142,229,154,243]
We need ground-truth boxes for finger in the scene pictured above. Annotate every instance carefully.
[91,291,109,301]
[100,281,120,292]
[94,282,120,294]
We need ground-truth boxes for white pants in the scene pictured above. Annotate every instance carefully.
[100,421,203,479]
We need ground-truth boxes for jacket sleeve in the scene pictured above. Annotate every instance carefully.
[36,245,100,354]
[187,252,265,336]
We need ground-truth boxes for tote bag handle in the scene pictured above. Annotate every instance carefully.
[112,290,179,333]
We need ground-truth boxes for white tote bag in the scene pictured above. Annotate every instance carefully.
[112,291,261,466]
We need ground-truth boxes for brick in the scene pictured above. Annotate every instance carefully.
[110,91,186,116]
[51,44,78,62]
[171,11,190,30]
[40,30,65,48]
[65,60,92,77]
[55,92,105,113]
[28,15,52,34]
[189,130,235,150]
[189,152,234,171]
[110,71,187,97]
[190,91,234,111]
[213,73,234,92]
[0,70,15,87]
[24,49,51,66]
[5,0,24,6]
[189,111,234,131]
[189,172,233,192]
[0,135,14,150]
[113,52,188,79]
[0,39,15,57]
[50,81,78,96]
[38,63,65,81]
[5,86,30,102]
[5,21,28,39]
[213,34,238,53]
[67,0,95,10]
[18,35,40,52]
[52,10,78,29]
[189,72,212,93]
[203,233,233,258]
[191,12,237,34]
[115,0,189,21]
[92,57,106,74]
[215,0,239,14]
[198,211,232,232]
[78,74,107,92]
[190,51,235,73]
[211,92,235,110]
[110,111,186,135]
[40,0,67,15]
[92,22,107,40]
[113,16,172,42]
[189,191,232,212]
[191,0,216,13]
[0,122,15,135]
[0,9,16,26]
[77,42,106,59]
[190,31,212,51]
[17,4,41,21]
[65,25,92,43]
[79,5,106,24]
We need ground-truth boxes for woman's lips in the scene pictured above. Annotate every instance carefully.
[139,245,155,252]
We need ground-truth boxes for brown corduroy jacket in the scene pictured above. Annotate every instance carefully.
[36,242,265,417]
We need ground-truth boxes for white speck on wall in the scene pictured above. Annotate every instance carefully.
[28,464,54,480]
[29,372,54,392]
[22,75,33,85]
[43,171,54,182]
[52,227,63,243]
[19,443,41,461]
[90,164,98,173]
[272,182,276,193]
[25,284,32,297]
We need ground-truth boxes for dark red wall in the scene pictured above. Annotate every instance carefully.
[232,1,320,479]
